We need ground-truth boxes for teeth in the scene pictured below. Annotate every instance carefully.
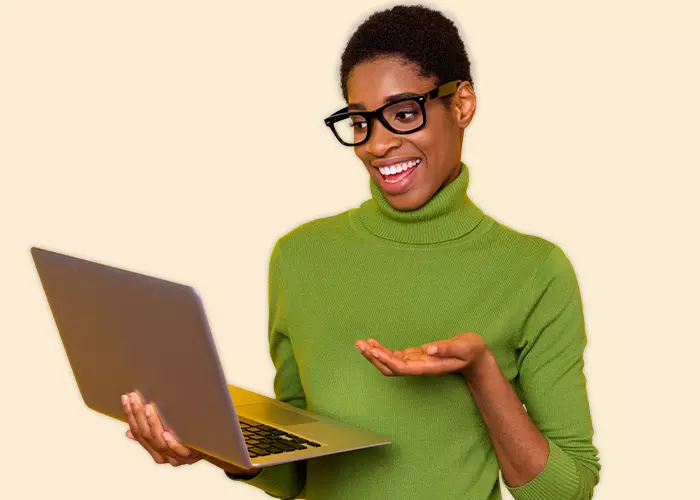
[378,159,421,176]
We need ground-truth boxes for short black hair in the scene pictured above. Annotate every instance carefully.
[339,4,473,106]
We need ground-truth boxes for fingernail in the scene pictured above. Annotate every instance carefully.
[370,350,379,357]
[356,344,365,352]
[130,393,136,403]
[163,432,172,441]
[145,405,151,417]
[121,394,127,404]
[428,345,437,355]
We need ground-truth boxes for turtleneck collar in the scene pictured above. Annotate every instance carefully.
[353,161,485,244]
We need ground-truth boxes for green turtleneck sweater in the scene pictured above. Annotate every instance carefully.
[225,162,601,499]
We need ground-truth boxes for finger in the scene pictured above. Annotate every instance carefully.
[422,338,462,357]
[355,340,394,374]
[122,393,166,464]
[354,340,372,356]
[123,393,169,464]
[143,403,171,455]
[122,394,142,440]
[165,454,186,467]
[366,339,402,358]
[162,431,198,461]
[356,339,398,360]
[140,401,200,464]
[425,332,484,358]
[129,392,154,441]
[125,423,168,464]
[365,338,384,349]
[140,438,169,464]
[358,346,396,376]
[368,348,419,376]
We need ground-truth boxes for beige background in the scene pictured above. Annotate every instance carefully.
[1,1,698,498]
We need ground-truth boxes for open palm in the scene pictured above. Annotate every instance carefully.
[354,332,488,377]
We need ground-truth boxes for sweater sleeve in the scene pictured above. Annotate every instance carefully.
[505,245,601,500]
[224,239,308,499]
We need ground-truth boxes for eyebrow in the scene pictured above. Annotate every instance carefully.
[347,91,421,111]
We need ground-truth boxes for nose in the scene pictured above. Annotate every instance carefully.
[364,117,401,157]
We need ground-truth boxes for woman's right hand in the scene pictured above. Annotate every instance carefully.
[121,391,261,477]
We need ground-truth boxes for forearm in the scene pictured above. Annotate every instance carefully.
[462,350,549,487]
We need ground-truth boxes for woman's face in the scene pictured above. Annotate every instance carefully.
[346,56,475,210]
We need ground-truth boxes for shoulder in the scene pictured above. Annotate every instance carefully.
[485,217,578,285]
[270,209,353,260]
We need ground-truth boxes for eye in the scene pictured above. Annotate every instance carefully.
[393,108,419,122]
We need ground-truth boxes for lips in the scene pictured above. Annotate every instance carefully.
[383,166,415,183]
[374,159,422,195]
[371,157,423,168]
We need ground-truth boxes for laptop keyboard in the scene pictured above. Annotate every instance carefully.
[238,416,322,458]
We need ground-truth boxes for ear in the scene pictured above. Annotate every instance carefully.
[452,81,476,129]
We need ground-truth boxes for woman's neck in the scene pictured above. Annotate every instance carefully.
[354,161,485,244]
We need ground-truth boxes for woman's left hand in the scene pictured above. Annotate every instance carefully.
[355,332,490,377]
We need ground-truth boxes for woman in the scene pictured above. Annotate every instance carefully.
[121,5,601,499]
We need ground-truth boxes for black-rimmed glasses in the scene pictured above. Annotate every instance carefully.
[323,80,463,146]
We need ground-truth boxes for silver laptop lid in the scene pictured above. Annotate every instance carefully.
[31,246,252,468]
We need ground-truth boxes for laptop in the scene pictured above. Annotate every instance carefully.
[31,246,391,470]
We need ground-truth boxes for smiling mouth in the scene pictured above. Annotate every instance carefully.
[376,158,422,181]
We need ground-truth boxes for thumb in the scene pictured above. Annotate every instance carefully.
[424,339,458,357]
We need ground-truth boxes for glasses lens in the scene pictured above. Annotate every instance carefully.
[382,100,424,132]
[332,115,368,145]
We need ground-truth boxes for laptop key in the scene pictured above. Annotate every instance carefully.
[259,447,284,454]
[278,438,307,450]
[271,442,296,452]
[291,437,312,444]
[264,444,288,453]
[238,417,322,448]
